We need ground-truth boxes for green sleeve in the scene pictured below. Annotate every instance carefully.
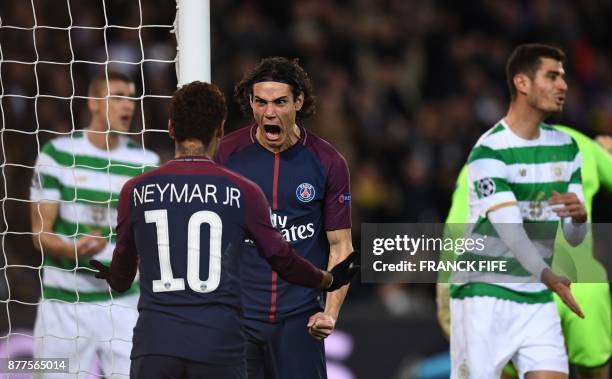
[591,139,612,191]
[445,165,470,224]
[439,165,470,282]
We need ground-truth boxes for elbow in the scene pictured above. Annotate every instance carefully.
[565,236,583,248]
[563,222,587,247]
[31,235,41,252]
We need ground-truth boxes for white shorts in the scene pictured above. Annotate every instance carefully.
[33,294,138,379]
[450,296,568,379]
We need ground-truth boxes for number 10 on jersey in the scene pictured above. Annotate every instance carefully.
[145,209,222,293]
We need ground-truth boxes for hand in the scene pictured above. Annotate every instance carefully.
[89,259,110,281]
[595,135,612,153]
[541,268,584,318]
[75,231,107,258]
[549,191,586,224]
[327,251,360,291]
[307,312,336,340]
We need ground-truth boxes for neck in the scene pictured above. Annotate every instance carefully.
[255,124,301,153]
[175,139,213,159]
[504,100,546,140]
[86,127,120,150]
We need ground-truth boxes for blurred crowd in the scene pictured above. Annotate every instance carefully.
[1,0,611,320]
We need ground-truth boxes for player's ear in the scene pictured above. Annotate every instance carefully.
[217,120,225,138]
[513,74,530,96]
[168,120,175,140]
[88,93,99,113]
[294,92,304,112]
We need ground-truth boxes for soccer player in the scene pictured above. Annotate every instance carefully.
[90,81,358,379]
[450,44,587,378]
[30,71,159,378]
[216,57,353,379]
[438,125,611,378]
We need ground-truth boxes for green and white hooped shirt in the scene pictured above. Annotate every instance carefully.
[452,120,583,303]
[30,131,159,302]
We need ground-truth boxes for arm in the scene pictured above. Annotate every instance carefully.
[437,165,469,339]
[593,136,612,190]
[308,150,354,339]
[30,202,107,260]
[551,148,587,246]
[30,144,107,260]
[324,228,353,319]
[307,228,353,340]
[487,204,583,317]
[468,144,583,316]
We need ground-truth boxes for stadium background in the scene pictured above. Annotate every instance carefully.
[1,0,611,378]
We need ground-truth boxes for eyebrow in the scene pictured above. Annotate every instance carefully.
[545,69,564,76]
[109,90,136,96]
[253,96,289,102]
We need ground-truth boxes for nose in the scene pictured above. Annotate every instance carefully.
[264,103,276,118]
[123,98,135,110]
[558,78,568,92]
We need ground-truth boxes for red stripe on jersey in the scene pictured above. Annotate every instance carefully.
[272,153,280,210]
[269,153,280,322]
[269,272,278,322]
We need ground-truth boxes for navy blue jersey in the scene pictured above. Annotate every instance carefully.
[108,157,324,365]
[216,126,352,322]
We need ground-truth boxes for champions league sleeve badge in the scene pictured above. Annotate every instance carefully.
[477,177,496,197]
[296,183,316,203]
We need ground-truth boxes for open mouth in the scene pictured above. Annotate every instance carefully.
[263,125,282,141]
[555,96,565,106]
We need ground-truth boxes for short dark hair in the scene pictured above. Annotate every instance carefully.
[506,44,565,99]
[170,81,227,146]
[234,57,316,119]
[88,70,134,97]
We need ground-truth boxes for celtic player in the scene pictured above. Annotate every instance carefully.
[449,44,587,379]
[439,124,611,379]
[30,71,159,378]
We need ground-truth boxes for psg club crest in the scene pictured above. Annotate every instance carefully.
[296,183,316,203]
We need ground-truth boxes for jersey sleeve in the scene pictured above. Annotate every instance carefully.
[109,178,139,290]
[242,180,324,288]
[324,152,352,231]
[467,143,517,215]
[30,142,63,202]
[592,139,612,191]
[445,165,469,224]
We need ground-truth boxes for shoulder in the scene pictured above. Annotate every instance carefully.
[215,163,261,193]
[541,123,577,149]
[120,137,160,165]
[477,122,509,148]
[122,163,163,190]
[38,133,85,164]
[216,125,256,163]
[208,163,267,206]
[302,129,348,171]
[468,124,508,163]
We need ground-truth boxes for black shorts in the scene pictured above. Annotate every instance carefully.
[130,355,246,379]
[243,312,326,379]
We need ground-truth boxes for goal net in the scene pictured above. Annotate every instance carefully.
[0,0,199,376]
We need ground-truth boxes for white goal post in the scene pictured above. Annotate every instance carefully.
[176,0,211,85]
